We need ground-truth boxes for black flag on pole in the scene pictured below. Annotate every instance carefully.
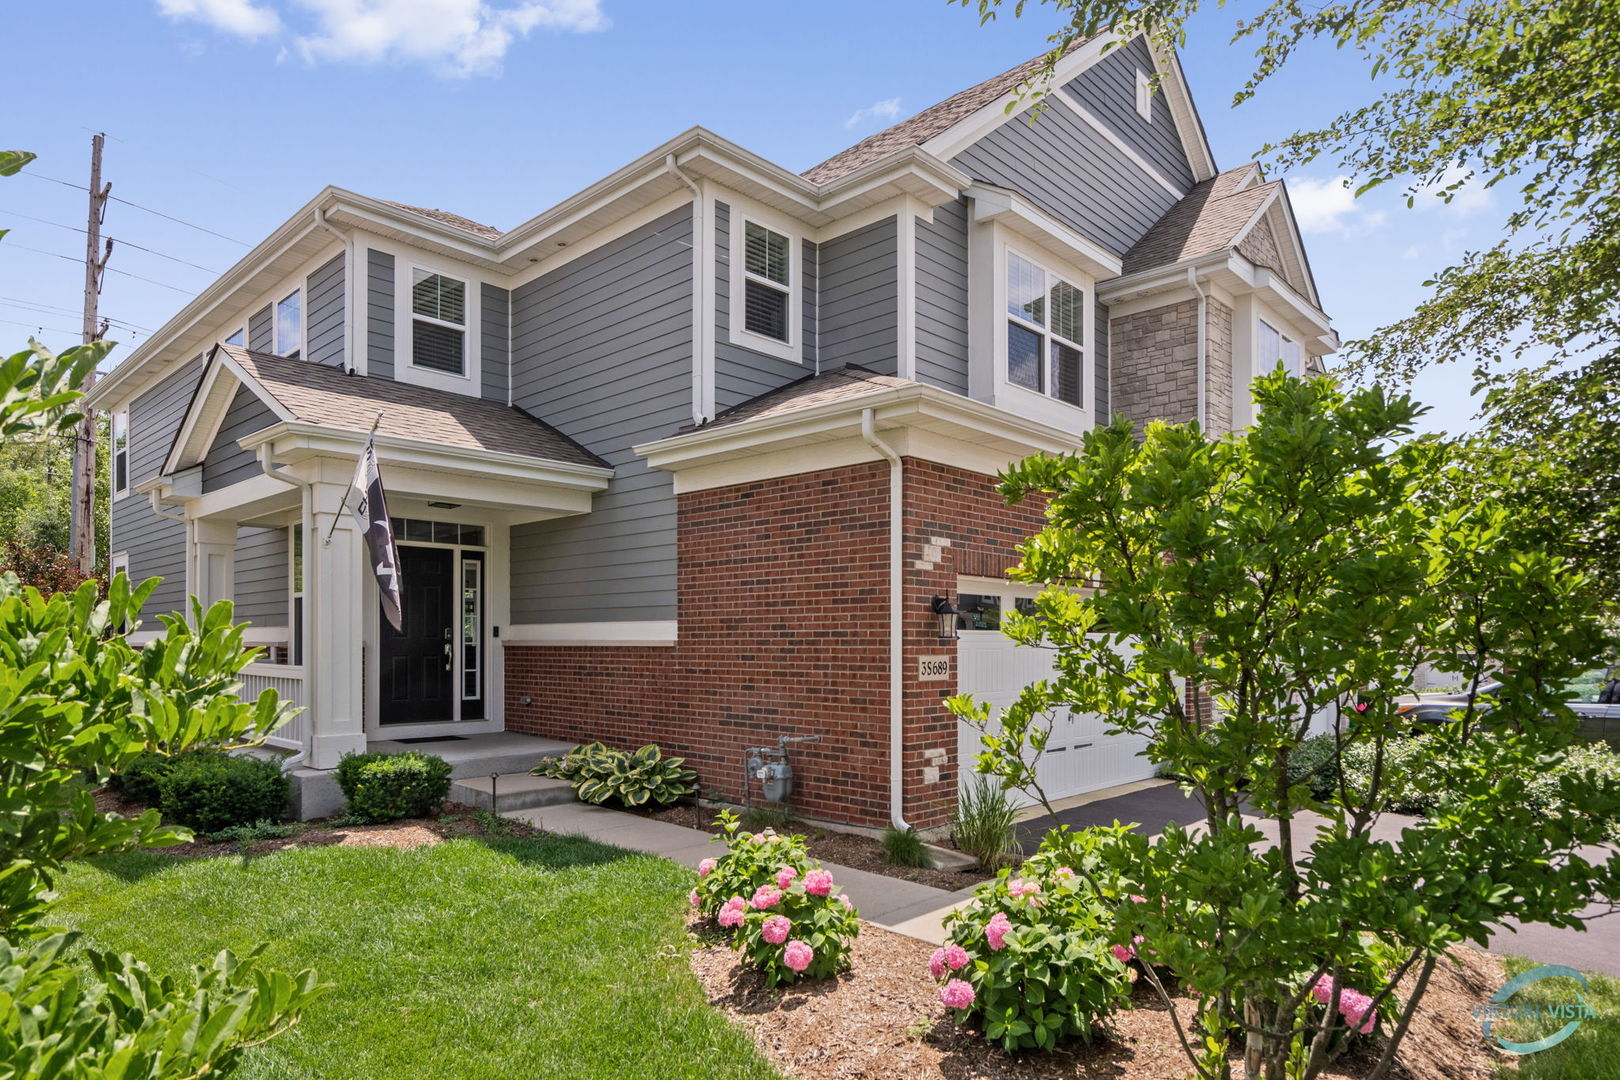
[350,433,403,632]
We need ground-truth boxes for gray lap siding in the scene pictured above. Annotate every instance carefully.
[507,205,692,624]
[305,253,345,367]
[817,216,898,374]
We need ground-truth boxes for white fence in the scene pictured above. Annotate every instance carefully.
[240,663,308,750]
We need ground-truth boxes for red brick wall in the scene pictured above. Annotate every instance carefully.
[505,457,1045,830]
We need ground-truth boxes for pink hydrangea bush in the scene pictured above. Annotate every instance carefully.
[691,809,860,986]
[934,841,1131,1051]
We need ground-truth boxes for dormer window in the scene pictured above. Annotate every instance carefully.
[728,208,801,362]
[275,290,302,359]
[1258,318,1304,376]
[1006,250,1085,407]
[411,268,467,376]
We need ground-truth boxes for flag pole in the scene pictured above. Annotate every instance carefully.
[324,410,385,547]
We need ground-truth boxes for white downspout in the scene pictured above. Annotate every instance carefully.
[665,153,708,425]
[1187,267,1207,430]
[860,407,911,833]
[258,443,314,772]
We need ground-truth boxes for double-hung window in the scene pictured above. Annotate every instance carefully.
[742,221,792,343]
[410,268,468,376]
[275,290,302,359]
[1006,250,1086,407]
[111,410,129,498]
[1258,319,1304,376]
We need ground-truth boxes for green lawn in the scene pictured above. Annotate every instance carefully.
[1495,955,1620,1080]
[53,833,781,1080]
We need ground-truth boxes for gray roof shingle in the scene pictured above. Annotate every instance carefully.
[384,201,503,240]
[802,41,1093,185]
[220,345,606,468]
[685,365,916,433]
[1122,165,1277,274]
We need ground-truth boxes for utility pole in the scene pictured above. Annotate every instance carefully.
[68,133,112,574]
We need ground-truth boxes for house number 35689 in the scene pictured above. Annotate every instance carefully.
[917,656,952,681]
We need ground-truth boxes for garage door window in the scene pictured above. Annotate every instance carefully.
[957,593,1002,631]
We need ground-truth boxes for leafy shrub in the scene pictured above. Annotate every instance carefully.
[204,818,299,844]
[691,810,860,986]
[155,752,289,834]
[110,750,192,806]
[336,751,452,823]
[951,774,1022,870]
[936,830,1131,1051]
[1288,734,1344,798]
[531,741,696,808]
[881,826,934,868]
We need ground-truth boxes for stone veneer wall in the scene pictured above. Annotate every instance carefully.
[1108,295,1236,437]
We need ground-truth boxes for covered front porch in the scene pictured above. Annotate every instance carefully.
[149,345,614,772]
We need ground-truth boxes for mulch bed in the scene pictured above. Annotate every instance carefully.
[93,787,541,859]
[689,919,1506,1080]
[647,803,990,892]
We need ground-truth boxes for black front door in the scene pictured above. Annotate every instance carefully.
[379,545,453,725]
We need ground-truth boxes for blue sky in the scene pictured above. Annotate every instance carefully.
[2,0,1504,434]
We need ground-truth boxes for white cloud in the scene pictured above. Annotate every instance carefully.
[153,0,606,76]
[1413,163,1493,215]
[1285,175,1387,236]
[844,97,903,131]
[157,0,282,38]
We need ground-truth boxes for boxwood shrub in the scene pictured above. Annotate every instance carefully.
[109,750,187,805]
[336,751,452,823]
[155,752,289,833]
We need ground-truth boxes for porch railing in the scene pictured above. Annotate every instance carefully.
[240,663,308,751]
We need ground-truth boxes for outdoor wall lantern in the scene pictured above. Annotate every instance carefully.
[931,595,961,641]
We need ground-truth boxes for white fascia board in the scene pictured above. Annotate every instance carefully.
[239,421,614,491]
[635,383,1084,475]
[1143,37,1218,182]
[1097,249,1335,350]
[967,184,1123,278]
[921,32,1124,163]
[164,348,297,476]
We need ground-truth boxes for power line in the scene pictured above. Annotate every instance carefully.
[3,210,221,274]
[6,243,197,296]
[0,315,84,337]
[19,171,251,247]
[0,297,150,333]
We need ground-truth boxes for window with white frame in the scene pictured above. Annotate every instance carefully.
[1005,250,1086,407]
[1258,318,1305,376]
[410,268,468,376]
[110,551,128,578]
[274,290,301,359]
[732,216,798,357]
[1135,70,1153,121]
[110,409,129,498]
[224,328,245,348]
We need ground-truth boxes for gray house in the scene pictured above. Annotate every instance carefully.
[88,32,1334,828]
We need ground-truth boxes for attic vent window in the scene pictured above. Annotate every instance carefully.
[1135,70,1153,121]
[742,221,791,342]
[411,268,467,376]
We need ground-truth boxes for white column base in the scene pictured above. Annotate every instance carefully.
[309,731,369,770]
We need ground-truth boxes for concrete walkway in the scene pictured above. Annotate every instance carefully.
[507,802,973,945]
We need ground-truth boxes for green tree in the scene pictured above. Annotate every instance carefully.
[954,372,1619,1079]
[957,0,1620,604]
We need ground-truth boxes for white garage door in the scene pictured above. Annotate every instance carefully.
[955,581,1157,807]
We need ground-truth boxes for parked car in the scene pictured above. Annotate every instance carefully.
[1395,666,1620,748]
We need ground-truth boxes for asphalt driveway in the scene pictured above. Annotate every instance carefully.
[1016,782,1620,977]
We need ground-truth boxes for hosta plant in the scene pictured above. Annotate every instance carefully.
[691,810,860,986]
[531,741,696,807]
[936,829,1132,1051]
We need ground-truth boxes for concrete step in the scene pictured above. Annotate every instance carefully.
[450,772,577,813]
[367,732,572,780]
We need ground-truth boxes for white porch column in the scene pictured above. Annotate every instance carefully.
[306,474,367,768]
[191,518,236,617]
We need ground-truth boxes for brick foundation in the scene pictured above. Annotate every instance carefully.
[505,457,1045,831]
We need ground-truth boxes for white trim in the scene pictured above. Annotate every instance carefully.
[273,286,305,359]
[506,189,695,290]
[394,253,483,397]
[1052,93,1187,201]
[966,184,1122,278]
[693,182,717,424]
[1135,69,1153,122]
[897,208,917,380]
[726,196,803,364]
[808,193,930,245]
[920,33,1123,163]
[1143,38,1218,182]
[503,621,678,647]
[110,409,129,501]
[109,550,129,576]
[163,347,297,476]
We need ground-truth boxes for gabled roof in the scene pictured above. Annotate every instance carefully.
[168,344,607,475]
[686,365,916,433]
[1123,165,1277,273]
[385,201,503,240]
[802,47,1076,185]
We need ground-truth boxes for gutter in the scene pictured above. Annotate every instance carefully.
[859,407,911,833]
[257,443,313,771]
[664,154,709,426]
[1187,267,1207,430]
